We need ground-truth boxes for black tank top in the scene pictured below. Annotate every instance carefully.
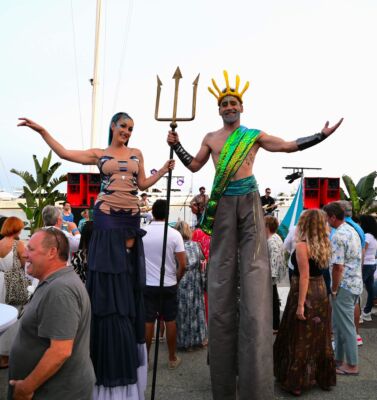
[291,250,323,277]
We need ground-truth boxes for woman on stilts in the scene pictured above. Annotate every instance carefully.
[18,113,174,400]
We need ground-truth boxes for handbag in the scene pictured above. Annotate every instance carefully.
[4,241,30,306]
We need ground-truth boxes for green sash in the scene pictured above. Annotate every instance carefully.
[200,125,261,235]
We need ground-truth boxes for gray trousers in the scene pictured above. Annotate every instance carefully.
[208,191,273,400]
[331,287,359,365]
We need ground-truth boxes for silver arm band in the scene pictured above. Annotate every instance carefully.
[296,132,327,151]
[172,142,193,167]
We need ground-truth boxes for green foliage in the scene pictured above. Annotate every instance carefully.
[341,171,377,217]
[10,151,67,234]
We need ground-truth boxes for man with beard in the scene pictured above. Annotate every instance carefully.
[167,70,342,400]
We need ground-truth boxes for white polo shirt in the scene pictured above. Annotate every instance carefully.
[142,221,185,287]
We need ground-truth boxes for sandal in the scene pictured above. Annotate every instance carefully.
[281,385,301,396]
[336,367,359,376]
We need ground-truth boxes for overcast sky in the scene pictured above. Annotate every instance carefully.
[1,0,376,197]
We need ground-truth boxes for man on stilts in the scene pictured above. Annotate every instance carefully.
[167,70,342,400]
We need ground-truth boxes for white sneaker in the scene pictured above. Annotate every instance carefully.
[361,311,372,322]
[356,334,363,346]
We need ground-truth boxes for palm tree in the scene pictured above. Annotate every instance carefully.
[10,151,67,233]
[341,171,377,216]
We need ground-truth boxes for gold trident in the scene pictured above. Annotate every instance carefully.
[151,67,199,400]
[155,66,200,130]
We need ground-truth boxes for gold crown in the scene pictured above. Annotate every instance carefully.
[208,70,249,105]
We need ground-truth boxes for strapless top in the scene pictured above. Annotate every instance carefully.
[95,154,140,214]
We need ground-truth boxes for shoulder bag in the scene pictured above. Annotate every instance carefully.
[4,241,30,306]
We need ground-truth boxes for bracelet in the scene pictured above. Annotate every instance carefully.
[296,132,327,151]
[172,142,193,167]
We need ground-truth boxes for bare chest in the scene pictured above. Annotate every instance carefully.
[208,137,260,167]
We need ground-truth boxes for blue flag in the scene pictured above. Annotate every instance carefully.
[278,179,304,240]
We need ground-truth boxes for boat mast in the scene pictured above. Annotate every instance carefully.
[90,0,103,171]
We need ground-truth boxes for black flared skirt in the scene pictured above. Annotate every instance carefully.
[87,205,146,387]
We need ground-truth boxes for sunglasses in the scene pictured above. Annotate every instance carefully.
[41,226,61,252]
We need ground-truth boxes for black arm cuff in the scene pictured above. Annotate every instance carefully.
[172,142,193,166]
[296,132,327,151]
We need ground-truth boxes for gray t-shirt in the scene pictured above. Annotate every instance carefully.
[9,267,95,400]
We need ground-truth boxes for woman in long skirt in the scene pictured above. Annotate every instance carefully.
[274,209,336,396]
[175,221,207,350]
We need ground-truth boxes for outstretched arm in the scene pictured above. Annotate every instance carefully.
[258,118,343,153]
[18,118,102,165]
[167,131,211,172]
[135,149,175,190]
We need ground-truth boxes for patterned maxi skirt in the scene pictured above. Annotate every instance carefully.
[273,275,336,392]
[87,206,147,400]
[176,241,207,350]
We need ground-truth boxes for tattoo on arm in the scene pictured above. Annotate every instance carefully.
[296,132,326,151]
[172,142,193,166]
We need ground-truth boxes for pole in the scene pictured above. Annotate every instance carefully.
[89,0,102,172]
[151,67,199,399]
[150,124,175,400]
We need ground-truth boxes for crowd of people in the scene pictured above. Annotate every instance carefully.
[1,70,375,400]
[1,197,376,398]
[275,201,377,394]
[0,197,211,398]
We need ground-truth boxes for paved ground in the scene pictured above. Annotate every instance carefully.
[1,290,377,400]
[143,317,377,400]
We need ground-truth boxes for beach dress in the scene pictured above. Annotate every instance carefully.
[273,250,336,392]
[86,154,147,400]
[176,240,207,349]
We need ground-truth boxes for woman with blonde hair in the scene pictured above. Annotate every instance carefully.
[274,209,336,396]
[0,216,26,369]
[174,220,207,350]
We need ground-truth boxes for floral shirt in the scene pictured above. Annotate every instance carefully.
[267,233,286,284]
[330,222,362,295]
